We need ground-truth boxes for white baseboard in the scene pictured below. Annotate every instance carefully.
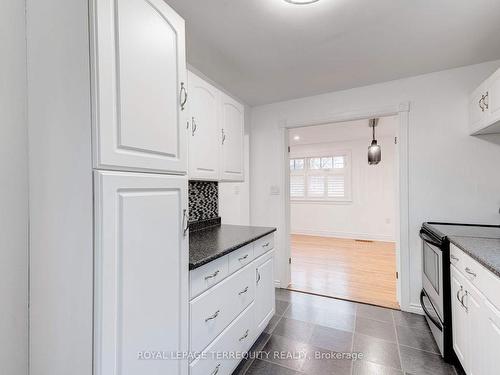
[291,229,395,242]
[404,302,424,315]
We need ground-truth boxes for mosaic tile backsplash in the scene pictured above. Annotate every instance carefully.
[188,181,219,222]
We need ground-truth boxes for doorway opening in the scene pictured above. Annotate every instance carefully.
[286,116,400,309]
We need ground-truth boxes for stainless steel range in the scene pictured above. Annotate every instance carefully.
[420,222,500,362]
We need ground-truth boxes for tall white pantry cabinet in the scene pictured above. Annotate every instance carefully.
[27,0,189,374]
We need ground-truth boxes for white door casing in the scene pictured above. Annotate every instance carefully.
[94,171,188,375]
[91,0,187,174]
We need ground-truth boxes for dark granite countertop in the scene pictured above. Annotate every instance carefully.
[189,224,277,270]
[449,236,500,278]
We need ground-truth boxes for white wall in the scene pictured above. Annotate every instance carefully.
[27,0,94,373]
[0,1,28,374]
[250,60,500,311]
[290,136,396,242]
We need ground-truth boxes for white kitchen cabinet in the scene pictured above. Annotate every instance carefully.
[482,299,500,375]
[188,234,275,374]
[187,71,220,180]
[451,265,468,368]
[254,251,275,333]
[450,244,500,375]
[94,171,188,375]
[220,92,245,181]
[464,279,482,375]
[469,67,500,135]
[92,0,188,174]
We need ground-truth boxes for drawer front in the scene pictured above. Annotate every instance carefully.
[228,244,254,274]
[189,303,255,375]
[190,256,228,299]
[190,264,255,353]
[451,244,500,310]
[254,234,274,258]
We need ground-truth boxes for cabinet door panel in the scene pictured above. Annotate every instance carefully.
[482,300,500,375]
[220,93,244,181]
[464,280,483,375]
[188,72,220,180]
[94,171,188,375]
[92,0,187,173]
[451,266,467,370]
[488,70,500,124]
[254,252,275,333]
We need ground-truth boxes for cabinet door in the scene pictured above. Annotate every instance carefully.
[94,171,188,375]
[482,299,500,375]
[464,280,483,375]
[469,82,488,135]
[254,252,275,333]
[220,92,244,181]
[92,0,187,173]
[451,266,468,370]
[187,71,220,180]
[487,69,500,126]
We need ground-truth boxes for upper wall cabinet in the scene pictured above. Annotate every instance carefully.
[92,0,188,174]
[187,72,245,182]
[469,67,500,135]
[188,72,220,180]
[220,92,245,181]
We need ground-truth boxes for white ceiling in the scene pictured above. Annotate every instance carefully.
[167,0,500,106]
[289,116,398,145]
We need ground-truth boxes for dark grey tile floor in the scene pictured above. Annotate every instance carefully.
[233,289,458,375]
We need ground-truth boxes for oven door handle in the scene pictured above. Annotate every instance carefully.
[419,230,442,248]
[420,290,443,331]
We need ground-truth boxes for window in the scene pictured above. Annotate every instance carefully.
[289,154,351,202]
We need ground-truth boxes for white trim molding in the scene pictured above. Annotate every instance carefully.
[279,102,412,312]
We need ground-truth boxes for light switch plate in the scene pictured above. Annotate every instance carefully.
[270,185,280,195]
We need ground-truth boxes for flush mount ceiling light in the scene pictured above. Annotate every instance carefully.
[284,0,320,4]
[293,135,300,141]
[368,118,381,165]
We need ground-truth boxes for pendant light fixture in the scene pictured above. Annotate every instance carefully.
[368,118,381,165]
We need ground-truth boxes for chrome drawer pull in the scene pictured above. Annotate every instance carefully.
[450,254,459,261]
[256,269,261,285]
[262,242,270,248]
[465,267,477,277]
[238,254,249,262]
[205,310,220,322]
[239,286,249,295]
[211,363,221,375]
[239,329,249,342]
[205,270,220,280]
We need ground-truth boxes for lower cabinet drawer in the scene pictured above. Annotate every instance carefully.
[190,256,229,299]
[451,244,500,310]
[190,303,255,375]
[254,234,274,258]
[190,263,255,353]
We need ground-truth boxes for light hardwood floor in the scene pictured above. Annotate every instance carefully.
[289,234,400,309]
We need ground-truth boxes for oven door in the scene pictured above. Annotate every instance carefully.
[420,230,444,321]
